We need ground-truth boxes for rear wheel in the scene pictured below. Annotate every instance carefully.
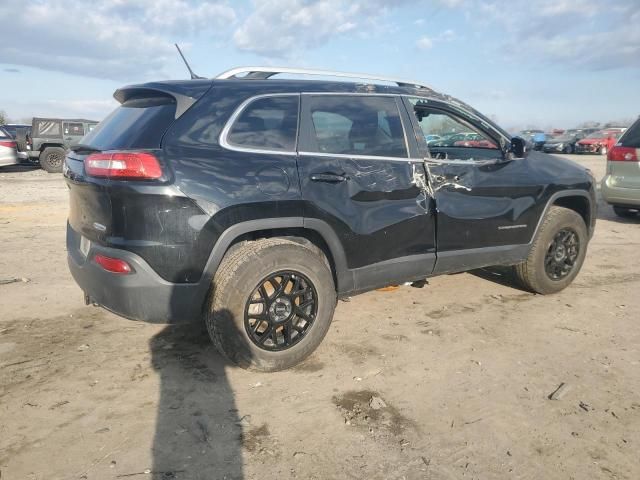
[39,147,66,173]
[15,129,28,153]
[613,206,638,218]
[206,238,336,371]
[514,206,588,294]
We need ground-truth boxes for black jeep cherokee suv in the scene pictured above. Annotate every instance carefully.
[64,67,596,371]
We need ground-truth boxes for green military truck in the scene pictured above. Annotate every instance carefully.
[27,118,98,172]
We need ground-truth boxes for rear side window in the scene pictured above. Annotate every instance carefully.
[227,96,299,151]
[82,96,176,150]
[303,95,407,158]
[63,122,84,136]
[620,120,640,147]
[35,120,61,138]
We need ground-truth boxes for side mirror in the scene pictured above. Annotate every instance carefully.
[510,136,527,158]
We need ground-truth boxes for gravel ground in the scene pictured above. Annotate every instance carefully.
[0,155,639,480]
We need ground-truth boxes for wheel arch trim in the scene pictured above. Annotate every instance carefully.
[530,189,594,244]
[198,217,351,295]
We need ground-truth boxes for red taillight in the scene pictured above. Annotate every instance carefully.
[608,146,638,162]
[93,254,133,274]
[0,140,17,148]
[85,151,162,179]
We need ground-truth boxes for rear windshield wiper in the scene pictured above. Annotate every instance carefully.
[70,144,101,154]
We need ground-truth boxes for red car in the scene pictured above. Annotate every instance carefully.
[575,130,622,155]
[453,133,498,149]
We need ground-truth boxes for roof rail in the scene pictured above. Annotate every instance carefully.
[215,66,433,90]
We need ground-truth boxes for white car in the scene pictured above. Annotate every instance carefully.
[0,127,19,167]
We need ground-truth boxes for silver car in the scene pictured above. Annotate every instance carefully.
[0,127,19,167]
[601,118,640,217]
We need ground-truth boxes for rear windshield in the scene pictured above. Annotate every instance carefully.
[82,96,176,151]
[619,120,640,148]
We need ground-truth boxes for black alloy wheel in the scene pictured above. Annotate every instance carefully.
[46,150,63,168]
[244,270,318,351]
[544,228,580,280]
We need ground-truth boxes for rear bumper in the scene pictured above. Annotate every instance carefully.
[601,175,640,207]
[67,223,206,323]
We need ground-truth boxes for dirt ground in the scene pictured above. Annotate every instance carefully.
[1,154,639,480]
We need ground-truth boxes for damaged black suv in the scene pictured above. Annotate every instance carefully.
[65,67,596,371]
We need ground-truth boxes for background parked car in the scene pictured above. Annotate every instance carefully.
[453,133,498,148]
[601,117,640,217]
[429,132,476,146]
[575,130,621,155]
[28,118,98,172]
[0,126,19,167]
[0,123,30,139]
[542,132,584,153]
[517,129,546,150]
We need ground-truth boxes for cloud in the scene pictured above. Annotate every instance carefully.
[0,0,235,81]
[4,68,20,73]
[416,36,434,50]
[477,0,640,70]
[233,0,415,57]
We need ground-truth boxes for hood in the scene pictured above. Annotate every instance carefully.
[526,150,592,183]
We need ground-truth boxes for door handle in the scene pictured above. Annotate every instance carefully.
[310,173,347,183]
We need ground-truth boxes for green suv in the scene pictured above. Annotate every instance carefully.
[28,118,98,172]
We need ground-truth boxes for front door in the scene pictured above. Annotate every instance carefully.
[404,97,541,274]
[297,94,436,293]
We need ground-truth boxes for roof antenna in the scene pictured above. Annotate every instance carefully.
[175,43,204,80]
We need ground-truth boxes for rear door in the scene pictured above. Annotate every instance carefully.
[404,97,540,273]
[297,94,435,292]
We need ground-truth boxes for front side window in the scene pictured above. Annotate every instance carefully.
[304,96,407,158]
[409,99,499,155]
[227,96,299,151]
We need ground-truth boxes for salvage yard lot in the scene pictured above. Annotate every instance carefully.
[1,155,639,480]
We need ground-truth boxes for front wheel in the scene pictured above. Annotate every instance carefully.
[514,206,588,294]
[39,147,66,173]
[206,238,336,371]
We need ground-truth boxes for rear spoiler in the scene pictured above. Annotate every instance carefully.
[113,80,213,119]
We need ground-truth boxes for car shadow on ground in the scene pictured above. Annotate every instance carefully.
[150,305,246,479]
[0,163,40,173]
[469,266,529,291]
[596,204,640,224]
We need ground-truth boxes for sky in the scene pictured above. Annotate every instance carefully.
[0,0,638,130]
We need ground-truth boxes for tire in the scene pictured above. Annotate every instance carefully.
[206,238,336,371]
[15,129,28,153]
[613,206,638,218]
[514,206,588,294]
[39,147,66,173]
